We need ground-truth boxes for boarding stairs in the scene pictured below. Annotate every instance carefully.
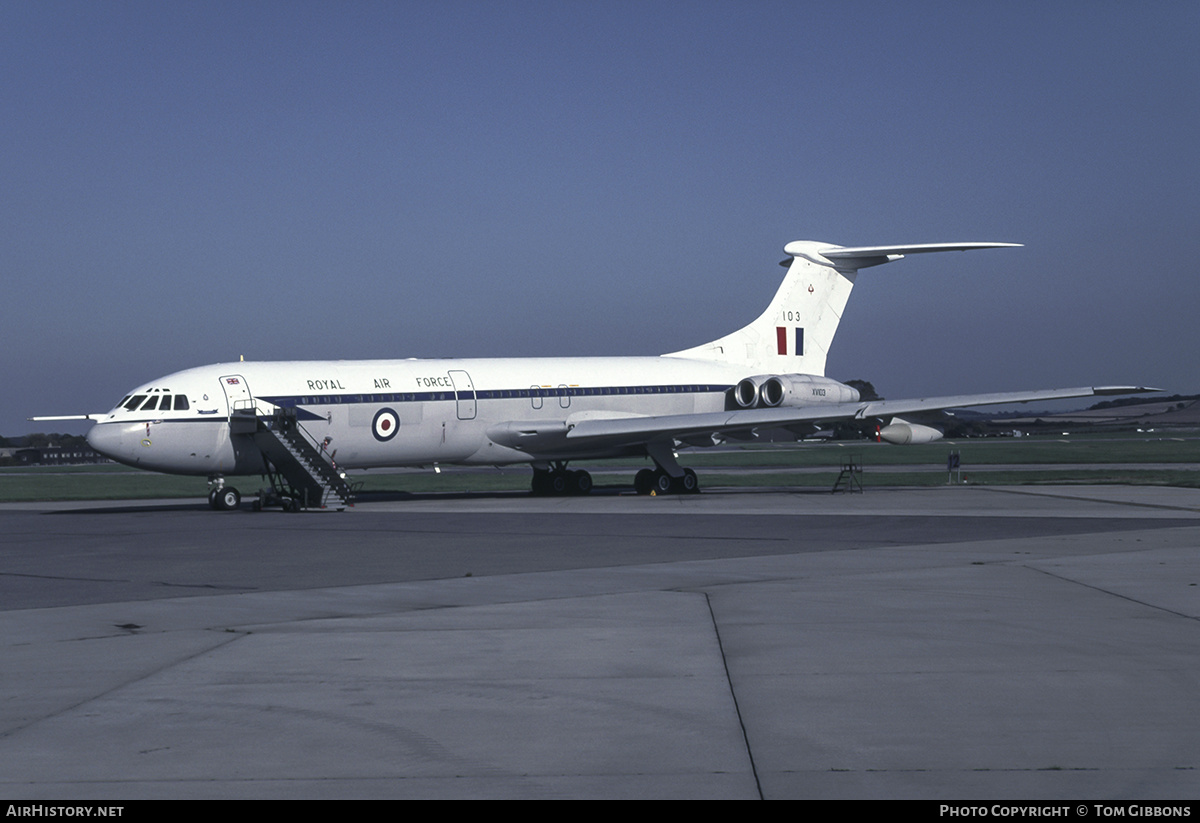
[237,408,355,511]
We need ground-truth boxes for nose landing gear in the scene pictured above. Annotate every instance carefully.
[207,477,241,511]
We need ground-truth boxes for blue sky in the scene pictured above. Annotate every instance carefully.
[4,1,1198,436]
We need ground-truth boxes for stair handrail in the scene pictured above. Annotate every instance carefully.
[271,408,334,465]
[269,407,352,497]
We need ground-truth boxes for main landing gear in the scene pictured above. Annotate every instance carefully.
[207,477,241,511]
[531,463,593,496]
[632,441,700,495]
[633,467,699,495]
[529,457,701,497]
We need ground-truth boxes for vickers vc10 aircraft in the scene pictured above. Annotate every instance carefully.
[35,240,1154,510]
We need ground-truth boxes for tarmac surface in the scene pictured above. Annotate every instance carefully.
[2,484,1200,799]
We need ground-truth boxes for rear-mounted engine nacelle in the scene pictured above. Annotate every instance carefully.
[734,374,860,408]
[734,376,764,408]
[877,418,944,445]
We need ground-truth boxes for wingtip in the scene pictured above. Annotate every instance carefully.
[1092,386,1162,395]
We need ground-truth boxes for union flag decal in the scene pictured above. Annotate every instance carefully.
[776,327,804,356]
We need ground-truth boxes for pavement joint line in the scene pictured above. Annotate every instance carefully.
[0,631,246,742]
[703,590,762,800]
[974,485,1200,514]
[1026,564,1200,624]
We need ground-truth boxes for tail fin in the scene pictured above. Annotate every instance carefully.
[663,241,1020,375]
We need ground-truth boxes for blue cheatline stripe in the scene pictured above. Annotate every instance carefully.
[258,383,734,409]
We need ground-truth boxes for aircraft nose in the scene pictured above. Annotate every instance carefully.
[86,423,124,462]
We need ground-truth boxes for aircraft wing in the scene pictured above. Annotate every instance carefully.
[550,385,1158,451]
[851,386,1159,420]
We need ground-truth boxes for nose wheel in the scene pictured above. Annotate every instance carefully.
[207,479,241,511]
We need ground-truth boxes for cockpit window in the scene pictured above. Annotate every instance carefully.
[174,395,189,410]
[141,396,159,411]
[124,395,147,411]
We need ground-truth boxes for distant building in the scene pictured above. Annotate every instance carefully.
[0,446,108,466]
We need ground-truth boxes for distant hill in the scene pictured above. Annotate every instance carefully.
[983,396,1200,430]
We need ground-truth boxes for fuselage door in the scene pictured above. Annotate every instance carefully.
[448,370,476,420]
[219,374,255,415]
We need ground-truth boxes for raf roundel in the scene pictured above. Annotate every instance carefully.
[372,407,399,441]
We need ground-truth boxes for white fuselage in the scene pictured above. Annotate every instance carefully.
[77,240,1052,483]
[86,356,749,476]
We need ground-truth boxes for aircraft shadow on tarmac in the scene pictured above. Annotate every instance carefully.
[45,483,845,514]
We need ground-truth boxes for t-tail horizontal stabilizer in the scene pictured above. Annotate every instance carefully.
[668,240,1022,375]
[812,242,1023,270]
